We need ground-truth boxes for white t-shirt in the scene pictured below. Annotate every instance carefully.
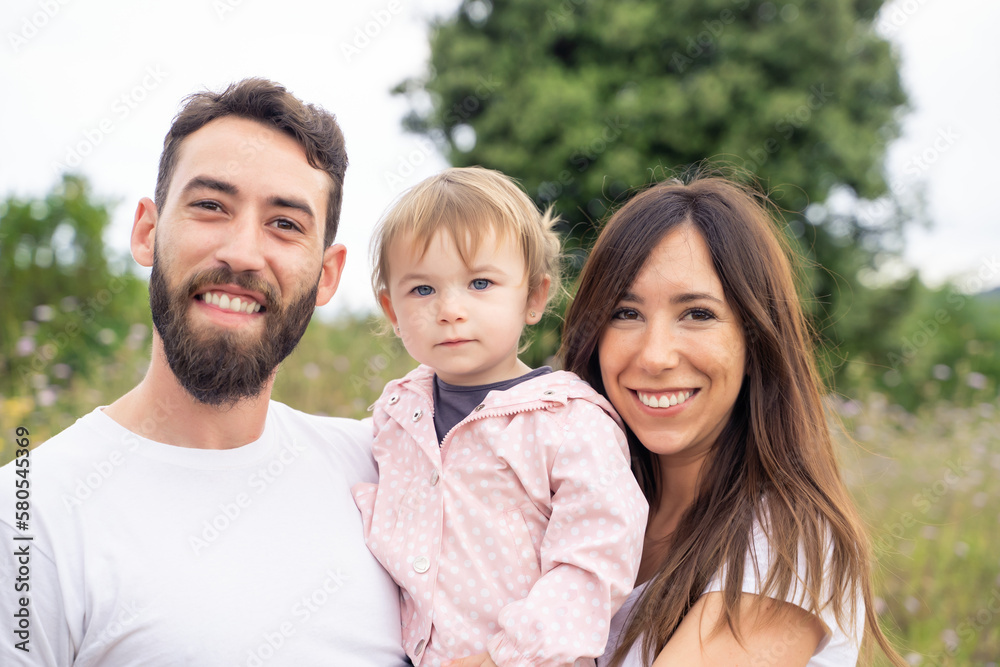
[0,403,407,666]
[598,519,864,666]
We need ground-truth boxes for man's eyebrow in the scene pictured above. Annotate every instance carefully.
[268,196,315,222]
[181,177,316,222]
[181,176,238,197]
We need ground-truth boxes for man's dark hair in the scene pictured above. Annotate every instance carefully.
[155,78,348,246]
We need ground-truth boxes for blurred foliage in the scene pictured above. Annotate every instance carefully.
[0,174,148,406]
[393,0,921,387]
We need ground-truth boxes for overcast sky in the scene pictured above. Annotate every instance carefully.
[1,0,997,316]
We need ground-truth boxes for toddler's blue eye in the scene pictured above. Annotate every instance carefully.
[414,285,433,296]
[471,279,491,290]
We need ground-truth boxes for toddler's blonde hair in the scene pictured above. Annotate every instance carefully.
[371,166,562,311]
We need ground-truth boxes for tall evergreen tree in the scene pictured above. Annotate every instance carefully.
[396,0,909,381]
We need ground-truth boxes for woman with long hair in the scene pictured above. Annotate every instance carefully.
[561,175,903,666]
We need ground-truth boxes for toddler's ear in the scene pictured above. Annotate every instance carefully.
[526,275,552,325]
[379,290,401,333]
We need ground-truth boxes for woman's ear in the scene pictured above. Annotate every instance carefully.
[525,274,552,325]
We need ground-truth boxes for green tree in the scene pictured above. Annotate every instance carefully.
[395,0,910,382]
[0,175,148,400]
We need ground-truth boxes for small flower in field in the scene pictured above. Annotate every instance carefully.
[932,364,951,381]
[15,336,35,356]
[60,296,79,311]
[303,362,320,379]
[97,328,116,345]
[36,387,57,407]
[940,628,959,653]
[966,372,988,390]
[838,399,861,417]
[904,596,921,615]
[873,596,888,615]
[52,363,72,380]
[905,652,923,665]
[33,304,55,322]
[953,541,970,558]
[920,525,938,540]
[126,323,149,350]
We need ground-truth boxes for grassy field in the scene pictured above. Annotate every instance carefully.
[1,314,997,665]
[837,395,1000,665]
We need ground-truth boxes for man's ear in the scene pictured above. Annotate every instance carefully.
[378,290,400,333]
[130,197,158,268]
[525,274,552,325]
[315,243,348,307]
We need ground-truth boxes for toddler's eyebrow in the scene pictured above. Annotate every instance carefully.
[398,272,434,283]
[468,264,505,274]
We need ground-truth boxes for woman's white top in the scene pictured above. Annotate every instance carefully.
[597,518,864,666]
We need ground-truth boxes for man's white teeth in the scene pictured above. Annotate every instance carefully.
[202,291,262,313]
[638,390,693,408]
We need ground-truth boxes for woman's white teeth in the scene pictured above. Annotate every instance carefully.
[638,390,693,408]
[202,292,262,313]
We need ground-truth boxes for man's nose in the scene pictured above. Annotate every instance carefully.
[214,215,267,274]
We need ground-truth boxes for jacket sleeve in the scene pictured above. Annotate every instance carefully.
[487,399,648,667]
[350,412,383,547]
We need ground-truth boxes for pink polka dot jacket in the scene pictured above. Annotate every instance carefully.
[352,365,648,666]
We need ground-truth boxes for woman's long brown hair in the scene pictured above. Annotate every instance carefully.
[561,174,903,665]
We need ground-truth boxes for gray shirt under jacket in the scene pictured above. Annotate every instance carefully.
[432,367,553,443]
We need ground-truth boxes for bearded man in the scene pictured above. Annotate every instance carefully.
[0,79,407,666]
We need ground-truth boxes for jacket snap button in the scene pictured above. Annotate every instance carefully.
[429,470,439,486]
[388,394,399,405]
[413,556,430,573]
[543,390,555,396]
[415,639,426,654]
[412,408,423,421]
[473,404,485,412]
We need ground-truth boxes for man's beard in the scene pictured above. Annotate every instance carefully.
[149,252,318,407]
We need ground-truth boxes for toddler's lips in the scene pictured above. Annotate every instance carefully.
[438,339,472,347]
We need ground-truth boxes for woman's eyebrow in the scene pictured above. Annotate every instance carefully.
[673,292,724,305]
[619,291,642,304]
[618,291,724,305]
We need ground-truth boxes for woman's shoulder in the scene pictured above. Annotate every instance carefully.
[703,509,865,664]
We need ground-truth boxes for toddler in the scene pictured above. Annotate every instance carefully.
[352,167,647,667]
